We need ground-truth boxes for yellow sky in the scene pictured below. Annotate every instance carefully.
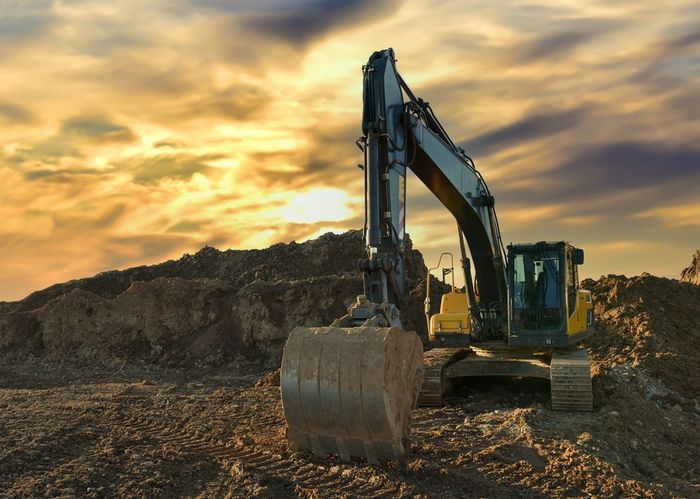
[1,0,699,300]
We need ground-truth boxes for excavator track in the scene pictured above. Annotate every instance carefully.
[550,348,593,411]
[418,348,468,407]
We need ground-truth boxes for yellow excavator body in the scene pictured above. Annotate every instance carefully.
[428,291,471,342]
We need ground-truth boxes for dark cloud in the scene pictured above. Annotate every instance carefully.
[554,142,700,193]
[494,142,700,215]
[0,0,54,41]
[115,153,224,185]
[60,116,138,143]
[483,17,622,65]
[77,55,197,98]
[514,30,600,63]
[663,27,700,51]
[24,167,106,182]
[166,220,208,233]
[462,108,585,156]
[243,122,361,190]
[665,87,700,122]
[199,0,403,70]
[174,83,272,122]
[154,141,181,148]
[94,203,129,229]
[631,27,700,83]
[203,0,401,47]
[0,101,36,124]
[16,116,139,165]
[67,20,153,57]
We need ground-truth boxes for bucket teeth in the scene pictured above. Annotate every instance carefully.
[281,326,423,464]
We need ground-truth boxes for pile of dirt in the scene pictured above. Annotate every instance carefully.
[579,270,700,490]
[681,250,700,285]
[582,272,700,399]
[0,231,448,367]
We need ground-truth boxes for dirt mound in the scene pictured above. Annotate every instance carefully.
[681,250,700,285]
[583,273,700,398]
[578,273,700,490]
[0,231,448,367]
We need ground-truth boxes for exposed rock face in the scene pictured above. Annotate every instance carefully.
[0,231,448,366]
[680,250,700,285]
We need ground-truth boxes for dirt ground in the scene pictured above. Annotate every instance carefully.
[1,237,699,498]
[1,359,697,498]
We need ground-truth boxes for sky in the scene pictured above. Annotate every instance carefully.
[0,0,699,301]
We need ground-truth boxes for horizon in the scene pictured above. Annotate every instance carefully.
[2,229,696,304]
[1,1,699,301]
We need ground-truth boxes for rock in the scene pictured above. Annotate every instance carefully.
[608,411,620,417]
[230,462,248,478]
[672,404,683,413]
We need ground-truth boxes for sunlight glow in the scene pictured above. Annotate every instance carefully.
[281,188,355,224]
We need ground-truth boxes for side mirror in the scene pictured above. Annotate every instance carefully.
[572,248,584,265]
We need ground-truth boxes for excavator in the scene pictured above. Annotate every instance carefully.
[280,48,594,466]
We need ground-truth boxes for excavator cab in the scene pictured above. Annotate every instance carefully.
[507,242,594,347]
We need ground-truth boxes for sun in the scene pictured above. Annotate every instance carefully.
[281,187,355,224]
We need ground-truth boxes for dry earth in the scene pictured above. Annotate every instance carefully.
[0,234,698,498]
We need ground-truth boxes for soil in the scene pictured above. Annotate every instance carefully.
[0,237,698,498]
[0,231,448,368]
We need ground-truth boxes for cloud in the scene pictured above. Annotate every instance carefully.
[9,115,139,166]
[199,0,402,46]
[553,142,700,195]
[0,0,54,41]
[75,54,198,98]
[463,108,586,156]
[24,167,106,182]
[115,153,224,185]
[60,116,138,143]
[1,0,699,300]
[631,27,700,83]
[171,83,273,123]
[0,101,36,124]
[635,203,700,227]
[512,27,610,63]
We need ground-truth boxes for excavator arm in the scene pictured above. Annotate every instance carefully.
[360,48,507,328]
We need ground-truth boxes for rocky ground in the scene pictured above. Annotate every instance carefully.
[0,233,698,498]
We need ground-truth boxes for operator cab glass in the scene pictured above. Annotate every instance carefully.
[509,243,566,333]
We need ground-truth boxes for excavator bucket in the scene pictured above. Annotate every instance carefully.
[280,326,423,465]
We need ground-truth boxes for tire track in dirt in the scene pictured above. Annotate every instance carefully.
[118,414,400,498]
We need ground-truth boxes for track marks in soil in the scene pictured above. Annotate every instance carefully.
[118,414,399,498]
